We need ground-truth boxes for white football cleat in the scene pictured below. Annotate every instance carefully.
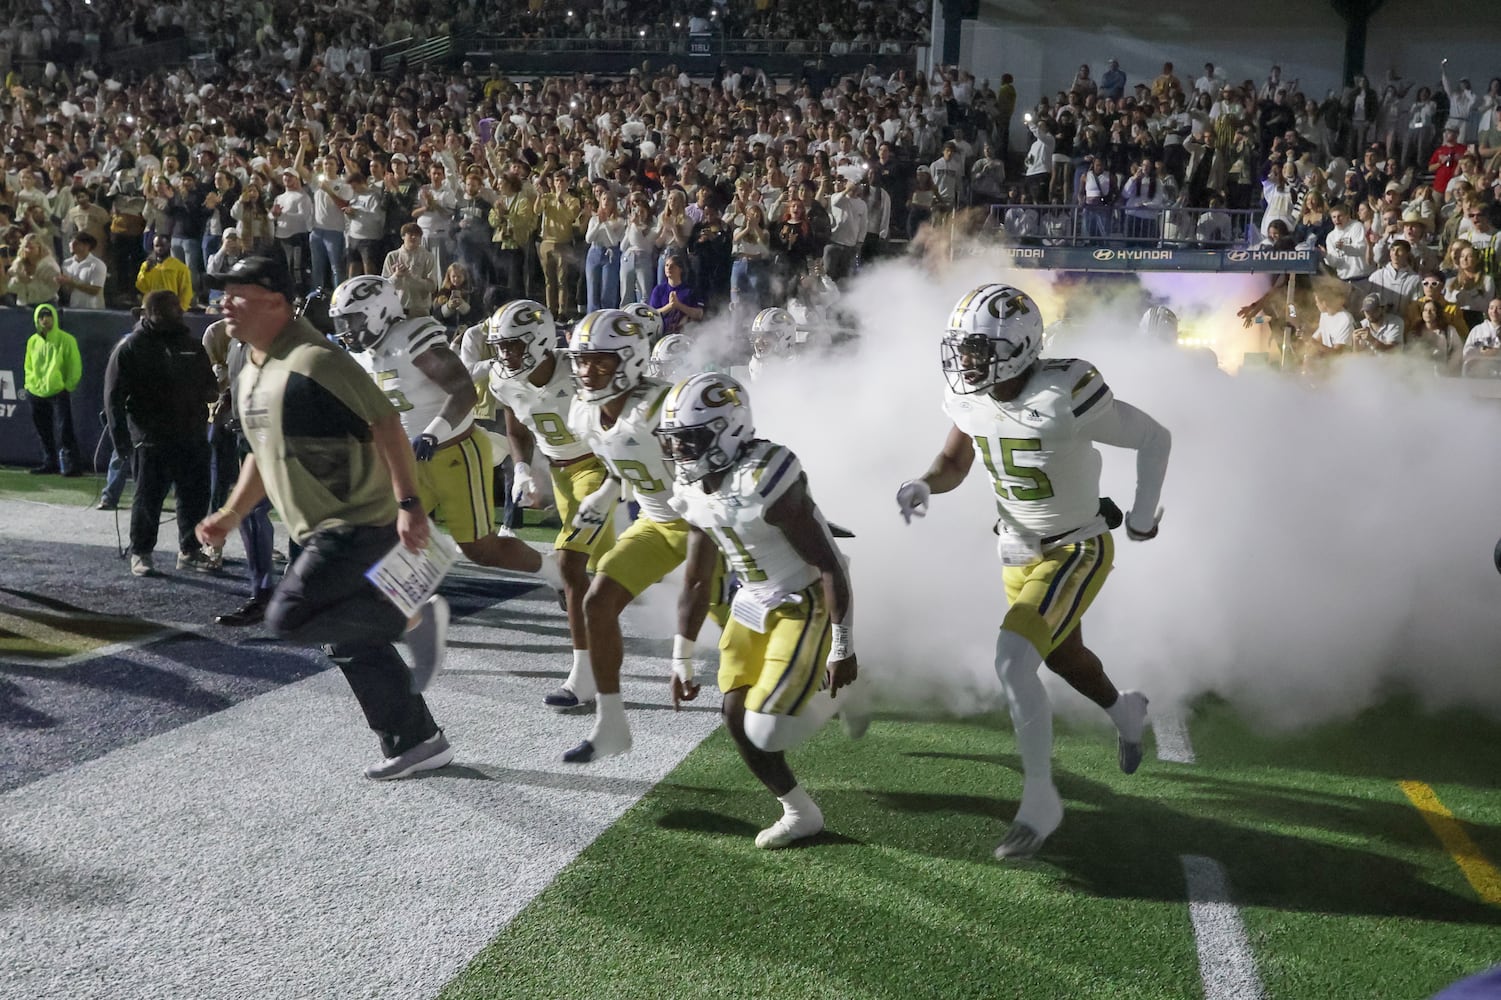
[1113,691,1150,775]
[995,782,1062,861]
[755,806,825,849]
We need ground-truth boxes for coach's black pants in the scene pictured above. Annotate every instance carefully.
[131,437,211,557]
[266,523,437,757]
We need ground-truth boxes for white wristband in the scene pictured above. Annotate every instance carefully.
[421,415,456,443]
[514,461,533,480]
[829,623,853,662]
[671,633,695,683]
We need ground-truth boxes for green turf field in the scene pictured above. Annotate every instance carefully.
[441,700,1501,1000]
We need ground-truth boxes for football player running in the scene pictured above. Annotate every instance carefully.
[658,371,864,848]
[897,283,1170,860]
[561,308,725,763]
[647,333,694,382]
[748,306,798,382]
[485,299,618,711]
[328,277,563,685]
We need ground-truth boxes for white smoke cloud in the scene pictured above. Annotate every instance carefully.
[731,249,1501,731]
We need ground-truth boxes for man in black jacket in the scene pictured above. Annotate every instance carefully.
[105,289,220,577]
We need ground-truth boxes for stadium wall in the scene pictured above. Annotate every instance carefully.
[0,309,216,469]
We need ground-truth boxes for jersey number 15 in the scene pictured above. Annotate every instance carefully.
[975,436,1055,501]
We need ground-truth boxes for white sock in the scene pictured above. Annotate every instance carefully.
[1105,690,1147,738]
[565,649,596,701]
[777,784,820,823]
[588,692,632,756]
[995,629,1058,825]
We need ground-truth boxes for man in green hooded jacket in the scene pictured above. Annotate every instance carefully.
[23,303,82,475]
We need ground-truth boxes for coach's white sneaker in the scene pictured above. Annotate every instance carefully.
[1109,691,1150,775]
[995,782,1063,860]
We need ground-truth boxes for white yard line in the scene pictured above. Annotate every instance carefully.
[1181,854,1267,1000]
[1153,711,1196,763]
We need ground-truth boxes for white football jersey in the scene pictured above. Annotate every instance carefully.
[570,378,678,523]
[672,439,825,603]
[943,357,1115,542]
[354,317,474,442]
[488,358,591,463]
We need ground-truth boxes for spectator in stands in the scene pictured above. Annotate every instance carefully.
[60,233,107,311]
[1407,271,1470,338]
[1100,60,1126,102]
[823,177,866,282]
[9,233,60,307]
[1367,238,1422,310]
[433,262,480,333]
[137,234,194,312]
[1430,127,1466,196]
[1354,293,1404,353]
[105,289,219,577]
[538,170,583,321]
[584,191,626,313]
[343,174,386,278]
[731,201,773,329]
[382,223,439,318]
[1461,297,1501,365]
[22,302,81,477]
[1409,296,1463,373]
[1323,202,1371,281]
[271,169,314,292]
[650,251,705,338]
[1308,282,1356,359]
[1445,240,1495,318]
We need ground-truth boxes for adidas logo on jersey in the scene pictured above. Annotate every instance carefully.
[625,437,639,446]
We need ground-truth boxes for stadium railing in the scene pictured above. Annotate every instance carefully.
[984,203,1261,249]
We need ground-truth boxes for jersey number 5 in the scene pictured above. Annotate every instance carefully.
[975,436,1055,501]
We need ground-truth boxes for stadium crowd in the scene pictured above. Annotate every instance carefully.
[1,7,1498,422]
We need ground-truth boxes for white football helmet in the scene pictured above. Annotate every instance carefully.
[567,308,651,402]
[622,300,664,342]
[328,275,405,353]
[648,333,693,381]
[751,307,797,359]
[655,371,754,484]
[1139,305,1179,344]
[941,283,1044,394]
[485,299,557,378]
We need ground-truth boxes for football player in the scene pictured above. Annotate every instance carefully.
[328,277,562,671]
[1139,305,1179,344]
[622,300,664,344]
[561,308,724,763]
[896,283,1171,860]
[647,333,694,381]
[658,371,865,848]
[485,299,618,711]
[748,306,797,382]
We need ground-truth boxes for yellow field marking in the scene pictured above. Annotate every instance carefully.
[1399,780,1501,906]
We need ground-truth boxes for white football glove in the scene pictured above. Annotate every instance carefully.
[511,461,540,508]
[573,477,622,531]
[896,479,931,524]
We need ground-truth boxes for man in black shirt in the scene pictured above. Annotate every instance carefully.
[104,290,219,577]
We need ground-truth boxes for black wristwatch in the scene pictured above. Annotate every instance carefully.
[397,496,422,511]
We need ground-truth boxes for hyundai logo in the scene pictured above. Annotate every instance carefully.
[1226,250,1250,262]
[1092,249,1115,261]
